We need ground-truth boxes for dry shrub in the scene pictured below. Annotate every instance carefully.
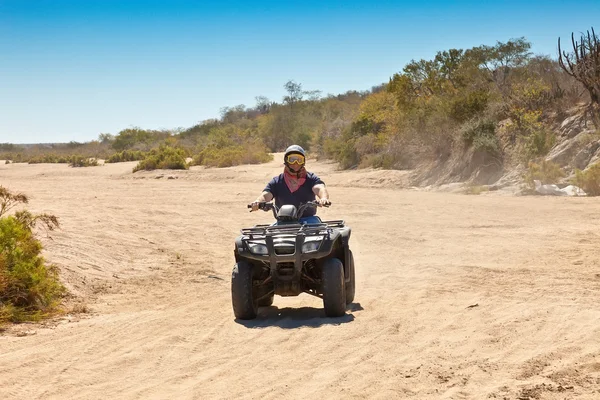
[192,142,272,168]
[523,160,565,190]
[572,162,600,195]
[106,150,147,163]
[69,156,99,167]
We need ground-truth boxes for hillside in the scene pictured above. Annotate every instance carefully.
[2,34,600,197]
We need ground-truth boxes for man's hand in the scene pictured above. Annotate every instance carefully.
[250,191,273,212]
[313,184,330,207]
[317,198,331,207]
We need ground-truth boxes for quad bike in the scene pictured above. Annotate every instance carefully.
[231,201,355,320]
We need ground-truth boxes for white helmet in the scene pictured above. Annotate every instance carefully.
[284,145,306,159]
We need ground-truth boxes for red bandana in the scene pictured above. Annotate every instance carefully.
[284,167,307,193]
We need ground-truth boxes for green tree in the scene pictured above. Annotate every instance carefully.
[283,80,304,107]
[98,133,114,144]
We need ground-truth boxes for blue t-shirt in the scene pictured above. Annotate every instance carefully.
[264,172,324,217]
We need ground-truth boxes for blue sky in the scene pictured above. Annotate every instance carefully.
[1,0,599,144]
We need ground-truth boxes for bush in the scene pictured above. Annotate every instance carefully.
[360,153,396,169]
[28,154,70,164]
[321,136,359,169]
[69,156,99,167]
[572,163,600,196]
[506,109,556,161]
[510,75,553,112]
[522,126,555,161]
[192,142,272,168]
[461,118,501,156]
[0,187,64,325]
[461,118,496,145]
[133,144,189,172]
[464,185,489,195]
[523,160,565,190]
[473,134,501,157]
[449,90,489,123]
[106,150,147,163]
[354,134,380,158]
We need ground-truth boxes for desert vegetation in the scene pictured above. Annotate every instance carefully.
[132,144,189,172]
[523,160,566,190]
[105,149,147,163]
[0,187,64,326]
[1,28,598,182]
[572,162,600,195]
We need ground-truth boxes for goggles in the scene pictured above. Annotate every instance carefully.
[286,154,305,165]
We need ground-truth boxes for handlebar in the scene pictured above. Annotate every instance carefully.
[247,200,331,216]
[247,202,274,211]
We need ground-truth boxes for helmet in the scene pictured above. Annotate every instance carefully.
[284,145,305,158]
[283,145,306,175]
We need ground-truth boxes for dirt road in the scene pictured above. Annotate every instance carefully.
[1,156,599,399]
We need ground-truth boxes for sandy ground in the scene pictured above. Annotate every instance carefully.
[1,155,599,400]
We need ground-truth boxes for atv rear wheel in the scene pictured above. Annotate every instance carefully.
[345,250,356,304]
[322,258,346,317]
[231,261,258,320]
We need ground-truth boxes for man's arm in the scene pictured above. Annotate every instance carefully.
[256,191,274,203]
[312,184,331,206]
[251,191,273,211]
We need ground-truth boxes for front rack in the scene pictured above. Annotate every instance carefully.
[240,220,345,238]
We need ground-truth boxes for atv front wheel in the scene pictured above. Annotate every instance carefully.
[322,258,346,317]
[231,261,258,320]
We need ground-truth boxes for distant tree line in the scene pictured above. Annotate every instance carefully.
[2,28,599,176]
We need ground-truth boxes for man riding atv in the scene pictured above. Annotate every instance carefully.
[250,145,331,224]
[231,144,354,320]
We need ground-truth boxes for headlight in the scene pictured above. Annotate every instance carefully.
[248,242,268,255]
[302,236,323,253]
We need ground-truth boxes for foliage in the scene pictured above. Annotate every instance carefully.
[98,133,114,144]
[0,141,112,165]
[0,143,19,152]
[27,154,72,164]
[523,160,565,189]
[0,34,590,183]
[179,119,221,141]
[0,187,64,325]
[106,150,147,163]
[366,38,534,168]
[133,144,189,172]
[461,118,495,145]
[459,118,501,157]
[505,109,555,160]
[572,162,600,196]
[323,136,359,169]
[69,156,99,167]
[449,90,490,123]
[11,153,101,167]
[192,143,272,167]
[190,123,272,167]
[112,127,172,151]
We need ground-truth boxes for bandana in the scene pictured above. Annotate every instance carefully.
[283,166,307,193]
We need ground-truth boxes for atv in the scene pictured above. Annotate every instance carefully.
[231,201,355,320]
